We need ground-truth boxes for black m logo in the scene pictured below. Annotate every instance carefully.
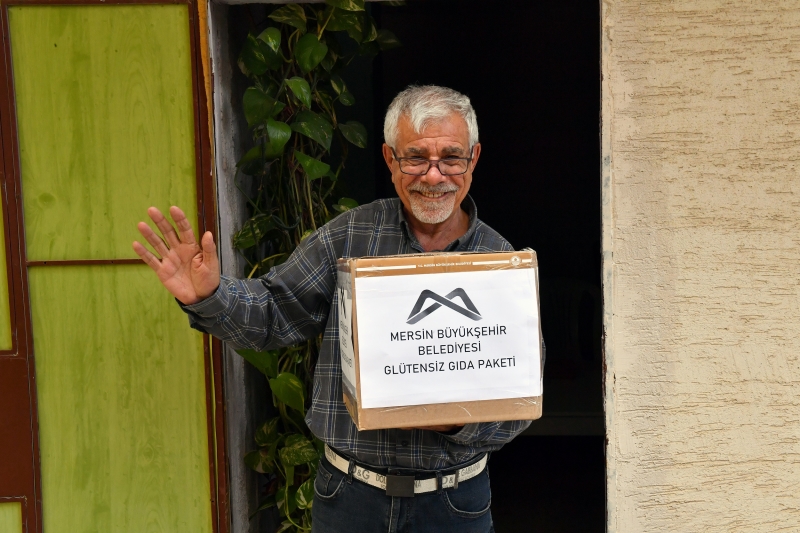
[338,285,347,319]
[406,288,482,325]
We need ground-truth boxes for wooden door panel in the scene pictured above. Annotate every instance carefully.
[9,4,199,262]
[0,500,24,533]
[28,265,212,533]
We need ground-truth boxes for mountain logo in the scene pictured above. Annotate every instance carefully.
[338,285,347,319]
[406,288,482,325]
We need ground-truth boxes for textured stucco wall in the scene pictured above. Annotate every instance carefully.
[603,1,800,531]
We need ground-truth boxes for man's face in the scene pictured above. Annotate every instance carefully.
[382,112,481,226]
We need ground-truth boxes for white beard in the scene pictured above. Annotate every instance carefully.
[407,183,460,224]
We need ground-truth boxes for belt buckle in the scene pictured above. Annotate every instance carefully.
[385,472,415,498]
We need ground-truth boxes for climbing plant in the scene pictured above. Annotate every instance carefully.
[230,1,400,531]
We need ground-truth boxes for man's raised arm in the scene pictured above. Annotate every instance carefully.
[133,205,333,352]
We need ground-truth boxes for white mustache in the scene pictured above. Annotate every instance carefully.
[407,183,459,194]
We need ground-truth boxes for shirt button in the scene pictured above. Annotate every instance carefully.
[401,440,409,446]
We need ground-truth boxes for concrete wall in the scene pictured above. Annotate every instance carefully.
[603,1,800,531]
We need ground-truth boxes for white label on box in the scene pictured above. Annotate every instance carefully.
[336,270,357,396]
[355,268,542,408]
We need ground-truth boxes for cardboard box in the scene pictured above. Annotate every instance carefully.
[336,250,543,430]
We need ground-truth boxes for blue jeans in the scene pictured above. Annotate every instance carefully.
[311,454,494,533]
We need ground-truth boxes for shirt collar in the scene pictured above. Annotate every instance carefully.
[398,195,479,252]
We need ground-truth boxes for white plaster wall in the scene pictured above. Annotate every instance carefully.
[603,1,800,531]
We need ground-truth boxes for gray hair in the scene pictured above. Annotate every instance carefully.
[383,85,479,148]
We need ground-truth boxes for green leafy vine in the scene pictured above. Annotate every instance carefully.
[231,1,400,531]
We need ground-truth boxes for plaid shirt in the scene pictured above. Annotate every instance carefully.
[183,196,533,469]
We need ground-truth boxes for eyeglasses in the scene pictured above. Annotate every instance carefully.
[391,147,473,176]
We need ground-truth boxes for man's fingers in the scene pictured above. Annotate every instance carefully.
[132,241,162,272]
[137,221,171,258]
[201,231,217,264]
[170,206,197,245]
[148,206,181,248]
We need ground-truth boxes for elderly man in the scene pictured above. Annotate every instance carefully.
[133,85,532,533]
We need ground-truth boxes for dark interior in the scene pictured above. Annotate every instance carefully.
[490,435,606,533]
[229,1,603,530]
[368,3,604,530]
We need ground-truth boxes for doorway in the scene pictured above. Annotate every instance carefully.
[220,0,603,530]
[371,1,604,531]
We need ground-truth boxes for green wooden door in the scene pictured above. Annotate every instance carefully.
[0,3,223,532]
[0,501,23,533]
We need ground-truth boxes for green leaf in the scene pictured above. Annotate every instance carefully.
[243,450,260,471]
[275,486,298,517]
[339,90,355,106]
[262,47,281,71]
[286,405,309,432]
[357,41,380,58]
[268,372,305,412]
[279,434,319,466]
[236,145,265,176]
[258,27,281,54]
[236,121,288,173]
[325,0,365,11]
[286,77,312,108]
[276,520,294,533]
[329,74,346,95]
[239,35,267,76]
[324,7,362,32]
[320,49,338,72]
[255,495,277,513]
[361,14,378,42]
[265,119,292,158]
[244,448,274,474]
[376,29,402,50]
[243,87,285,127]
[239,34,267,76]
[317,91,336,116]
[254,417,281,447]
[333,197,359,212]
[338,197,359,209]
[240,34,281,76]
[295,478,314,509]
[269,4,306,32]
[232,214,277,249]
[346,23,364,43]
[291,110,333,150]
[339,121,367,148]
[236,348,280,378]
[300,229,314,242]
[294,33,328,73]
[294,151,331,181]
